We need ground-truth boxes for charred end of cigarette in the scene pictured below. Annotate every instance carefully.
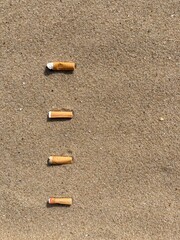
[46,62,54,70]
[48,111,51,118]
[48,156,53,165]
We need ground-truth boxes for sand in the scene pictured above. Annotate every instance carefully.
[0,0,180,239]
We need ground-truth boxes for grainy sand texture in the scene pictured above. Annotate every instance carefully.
[1,0,180,239]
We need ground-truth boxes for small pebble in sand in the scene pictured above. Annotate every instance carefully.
[23,82,25,85]
[19,108,23,111]
[159,117,164,121]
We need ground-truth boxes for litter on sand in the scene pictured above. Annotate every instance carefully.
[48,197,72,205]
[48,110,73,119]
[48,156,73,165]
[47,62,76,71]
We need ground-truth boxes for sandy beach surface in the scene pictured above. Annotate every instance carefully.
[1,0,180,239]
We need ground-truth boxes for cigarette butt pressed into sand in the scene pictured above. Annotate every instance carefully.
[47,62,76,71]
[48,156,73,165]
[48,110,73,119]
[48,197,72,205]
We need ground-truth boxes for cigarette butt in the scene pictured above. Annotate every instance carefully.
[48,156,73,165]
[48,197,72,205]
[47,62,76,71]
[48,110,73,119]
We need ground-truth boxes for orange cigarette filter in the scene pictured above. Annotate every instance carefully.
[48,197,72,205]
[48,156,73,165]
[47,62,76,71]
[48,110,73,119]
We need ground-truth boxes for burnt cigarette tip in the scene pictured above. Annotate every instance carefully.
[48,111,52,118]
[47,63,53,70]
[48,156,52,164]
